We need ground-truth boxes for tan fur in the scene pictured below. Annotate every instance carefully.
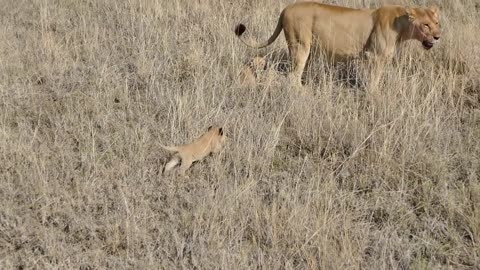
[239,56,267,87]
[161,126,225,176]
[235,2,441,85]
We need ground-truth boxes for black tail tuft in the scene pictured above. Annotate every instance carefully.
[234,24,246,36]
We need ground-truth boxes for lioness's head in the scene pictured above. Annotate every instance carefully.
[406,5,441,50]
[207,126,226,153]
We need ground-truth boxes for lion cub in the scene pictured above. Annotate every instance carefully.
[161,126,225,176]
[240,56,267,88]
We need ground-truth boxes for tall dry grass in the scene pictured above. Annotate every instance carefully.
[0,0,479,269]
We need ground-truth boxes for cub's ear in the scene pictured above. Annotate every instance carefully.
[219,128,224,136]
[208,126,213,131]
[405,7,416,21]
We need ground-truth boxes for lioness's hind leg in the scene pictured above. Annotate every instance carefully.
[287,40,311,86]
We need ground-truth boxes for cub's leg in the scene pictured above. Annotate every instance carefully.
[162,155,181,175]
[178,158,193,177]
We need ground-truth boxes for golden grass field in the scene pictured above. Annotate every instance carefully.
[1,0,479,269]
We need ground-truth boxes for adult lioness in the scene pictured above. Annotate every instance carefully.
[234,2,441,85]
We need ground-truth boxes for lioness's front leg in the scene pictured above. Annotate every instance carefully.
[367,54,392,91]
[366,32,396,90]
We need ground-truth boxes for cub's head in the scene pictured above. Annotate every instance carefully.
[207,126,226,153]
[406,5,441,50]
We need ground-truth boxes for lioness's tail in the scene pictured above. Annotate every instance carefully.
[234,11,283,48]
[160,144,178,152]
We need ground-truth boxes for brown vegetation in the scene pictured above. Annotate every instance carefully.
[0,0,479,269]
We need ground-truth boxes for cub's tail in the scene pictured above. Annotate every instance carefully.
[159,144,178,152]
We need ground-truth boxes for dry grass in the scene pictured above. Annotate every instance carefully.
[0,0,479,269]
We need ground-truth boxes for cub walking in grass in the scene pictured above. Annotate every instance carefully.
[161,126,226,176]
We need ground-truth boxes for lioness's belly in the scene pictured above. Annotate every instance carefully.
[310,7,374,58]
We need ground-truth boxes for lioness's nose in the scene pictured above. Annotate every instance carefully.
[434,36,440,40]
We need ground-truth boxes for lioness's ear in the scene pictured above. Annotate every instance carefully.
[219,128,224,136]
[428,5,440,17]
[405,7,416,21]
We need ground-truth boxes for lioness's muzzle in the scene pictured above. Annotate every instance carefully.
[422,40,434,49]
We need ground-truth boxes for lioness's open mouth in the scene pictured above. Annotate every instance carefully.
[422,41,434,49]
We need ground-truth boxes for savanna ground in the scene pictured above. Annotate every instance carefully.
[0,0,479,269]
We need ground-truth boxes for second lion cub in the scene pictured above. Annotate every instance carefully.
[160,126,226,176]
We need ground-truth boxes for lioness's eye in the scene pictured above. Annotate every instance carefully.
[424,23,430,28]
